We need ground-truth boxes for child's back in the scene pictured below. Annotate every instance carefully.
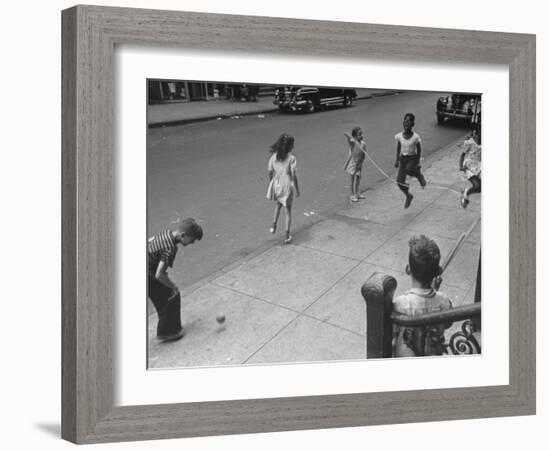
[392,235,453,357]
[393,288,452,317]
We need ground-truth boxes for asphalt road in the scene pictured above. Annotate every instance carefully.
[147,91,471,290]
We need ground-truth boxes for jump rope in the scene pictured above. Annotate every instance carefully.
[359,143,480,281]
[361,142,464,194]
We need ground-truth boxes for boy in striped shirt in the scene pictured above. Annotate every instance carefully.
[148,218,203,342]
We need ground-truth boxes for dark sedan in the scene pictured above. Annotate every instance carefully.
[274,86,357,113]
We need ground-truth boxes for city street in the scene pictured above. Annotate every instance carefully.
[148,91,471,291]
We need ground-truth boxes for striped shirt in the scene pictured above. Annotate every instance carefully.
[148,230,178,276]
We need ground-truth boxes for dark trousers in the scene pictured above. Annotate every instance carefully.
[467,175,481,195]
[397,155,425,194]
[473,250,481,330]
[148,275,182,337]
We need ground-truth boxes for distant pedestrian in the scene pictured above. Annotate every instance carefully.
[393,235,453,357]
[266,133,300,244]
[343,127,368,202]
[459,126,482,208]
[148,218,203,342]
[394,113,426,208]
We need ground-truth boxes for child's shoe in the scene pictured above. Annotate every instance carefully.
[350,195,359,202]
[419,173,427,189]
[284,235,293,245]
[158,328,184,343]
[269,223,277,234]
[356,192,366,199]
[404,193,413,209]
[460,189,470,208]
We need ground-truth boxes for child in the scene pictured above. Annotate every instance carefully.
[392,235,453,357]
[459,127,482,208]
[147,218,203,342]
[343,127,368,202]
[394,113,426,208]
[266,133,300,244]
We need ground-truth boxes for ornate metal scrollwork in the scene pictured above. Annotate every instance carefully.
[448,320,481,355]
[402,327,418,355]
[402,326,447,356]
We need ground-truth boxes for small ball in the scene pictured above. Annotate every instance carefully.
[216,313,226,324]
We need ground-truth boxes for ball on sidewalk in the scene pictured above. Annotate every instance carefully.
[216,313,226,324]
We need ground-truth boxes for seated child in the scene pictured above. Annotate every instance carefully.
[393,235,453,357]
[148,218,203,342]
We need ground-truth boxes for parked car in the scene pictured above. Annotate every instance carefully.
[436,93,481,126]
[274,86,357,113]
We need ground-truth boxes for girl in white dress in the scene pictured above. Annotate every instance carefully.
[459,127,482,208]
[343,126,368,202]
[266,133,300,244]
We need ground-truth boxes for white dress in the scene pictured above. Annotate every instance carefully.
[461,138,482,179]
[266,153,297,207]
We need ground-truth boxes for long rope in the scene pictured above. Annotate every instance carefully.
[432,216,480,291]
[361,145,463,195]
[441,217,480,274]
[359,142,480,290]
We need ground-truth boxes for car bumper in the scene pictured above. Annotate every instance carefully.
[289,100,308,111]
[274,99,292,108]
[437,110,475,120]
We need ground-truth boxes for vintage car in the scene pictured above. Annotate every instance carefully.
[436,93,481,126]
[274,86,357,113]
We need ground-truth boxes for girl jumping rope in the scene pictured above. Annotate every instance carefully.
[266,133,300,244]
[459,126,481,208]
[343,126,368,202]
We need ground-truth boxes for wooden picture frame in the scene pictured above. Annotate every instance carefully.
[62,5,536,444]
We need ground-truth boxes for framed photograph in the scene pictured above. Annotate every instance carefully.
[62,5,535,444]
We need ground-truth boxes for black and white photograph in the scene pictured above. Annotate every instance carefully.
[146,80,482,368]
[4,0,544,447]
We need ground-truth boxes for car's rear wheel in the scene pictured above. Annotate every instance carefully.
[343,96,352,107]
[436,114,445,125]
[306,102,315,113]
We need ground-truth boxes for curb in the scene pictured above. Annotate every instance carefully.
[148,106,278,128]
[148,91,404,128]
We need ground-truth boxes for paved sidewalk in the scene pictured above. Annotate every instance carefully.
[148,137,481,369]
[147,88,399,127]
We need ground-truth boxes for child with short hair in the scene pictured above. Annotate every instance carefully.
[459,126,482,208]
[267,133,300,244]
[343,126,368,202]
[394,113,426,208]
[392,235,453,357]
[148,218,203,342]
